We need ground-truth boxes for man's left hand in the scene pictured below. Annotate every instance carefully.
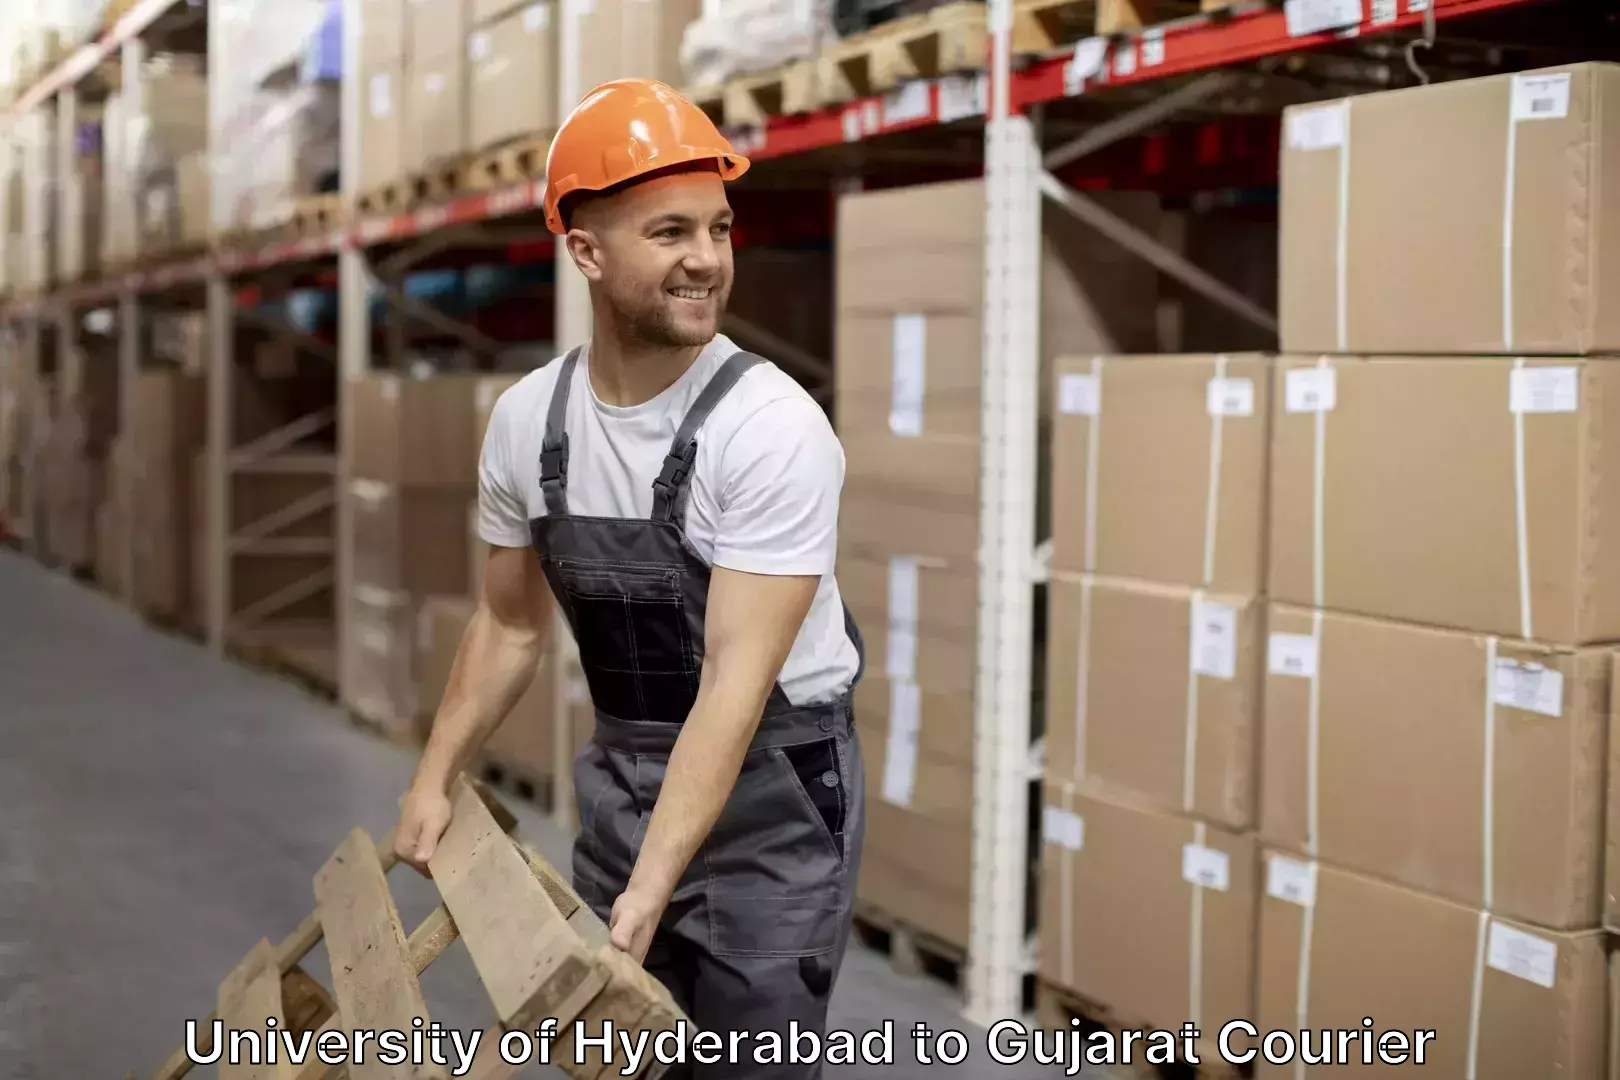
[608,885,667,963]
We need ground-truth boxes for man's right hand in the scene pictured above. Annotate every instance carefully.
[394,783,454,876]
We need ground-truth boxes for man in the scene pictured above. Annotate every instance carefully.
[391,79,866,1076]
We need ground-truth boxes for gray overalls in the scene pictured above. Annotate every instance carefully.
[528,346,868,1077]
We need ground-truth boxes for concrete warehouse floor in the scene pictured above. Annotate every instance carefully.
[0,550,1114,1080]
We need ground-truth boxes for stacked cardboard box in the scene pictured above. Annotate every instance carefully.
[117,371,207,623]
[344,373,484,738]
[835,177,1163,950]
[465,0,558,156]
[1037,352,1271,1053]
[1247,64,1620,1077]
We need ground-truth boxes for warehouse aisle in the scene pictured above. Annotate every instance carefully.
[0,552,1086,1080]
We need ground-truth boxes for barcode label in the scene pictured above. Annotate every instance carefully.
[1267,856,1317,906]
[1141,30,1165,67]
[1059,373,1101,416]
[1206,377,1255,417]
[1486,923,1558,989]
[1287,103,1348,151]
[1492,659,1564,718]
[1512,73,1571,121]
[1283,0,1363,37]
[1285,367,1337,413]
[1509,366,1579,414]
[1189,599,1238,681]
[1268,632,1319,679]
[1182,844,1230,891]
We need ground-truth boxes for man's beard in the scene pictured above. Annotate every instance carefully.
[604,271,728,350]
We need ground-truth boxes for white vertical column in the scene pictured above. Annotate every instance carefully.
[965,0,1043,1028]
[117,288,138,603]
[336,0,368,702]
[205,273,234,652]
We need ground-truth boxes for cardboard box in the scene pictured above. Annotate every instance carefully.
[471,0,529,23]
[1049,354,1272,595]
[1604,653,1620,933]
[1046,574,1260,830]
[835,179,1163,443]
[348,374,481,487]
[467,4,556,152]
[361,0,408,65]
[347,587,421,737]
[358,62,405,194]
[1265,604,1608,931]
[1269,356,1620,645]
[621,0,702,88]
[418,596,556,777]
[1038,783,1257,1050]
[1255,853,1605,1079]
[408,0,468,65]
[839,434,978,568]
[404,47,467,171]
[350,480,477,597]
[836,552,976,698]
[1279,63,1620,356]
[857,800,972,948]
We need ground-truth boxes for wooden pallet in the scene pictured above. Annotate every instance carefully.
[1035,979,1252,1078]
[355,179,409,218]
[133,774,689,1080]
[851,901,965,988]
[688,0,988,127]
[289,193,345,237]
[409,159,468,206]
[479,755,556,812]
[460,133,553,192]
[1012,0,1232,53]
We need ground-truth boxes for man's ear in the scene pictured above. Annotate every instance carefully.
[565,228,605,282]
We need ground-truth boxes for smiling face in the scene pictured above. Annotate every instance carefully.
[564,165,735,350]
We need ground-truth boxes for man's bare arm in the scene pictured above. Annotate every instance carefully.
[394,544,555,867]
[623,566,819,909]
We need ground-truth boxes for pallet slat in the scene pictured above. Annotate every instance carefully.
[314,828,446,1080]
[429,776,609,1032]
[216,938,295,1080]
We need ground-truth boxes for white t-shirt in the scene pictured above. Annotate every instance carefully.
[477,334,860,706]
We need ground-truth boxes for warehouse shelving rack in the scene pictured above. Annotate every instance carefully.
[0,0,1566,1029]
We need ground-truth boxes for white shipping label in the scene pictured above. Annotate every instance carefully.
[1486,922,1558,989]
[1492,659,1565,718]
[1369,0,1396,23]
[1141,29,1165,67]
[1509,366,1579,414]
[937,73,986,124]
[1266,855,1318,907]
[1189,599,1238,681]
[468,31,493,61]
[1286,102,1348,151]
[524,2,551,29]
[1058,372,1100,416]
[882,81,932,126]
[1182,843,1231,891]
[881,682,922,807]
[1512,73,1572,122]
[1267,632,1319,679]
[1283,0,1364,37]
[1113,41,1136,77]
[889,314,927,437]
[369,73,393,118]
[1206,377,1255,417]
[426,71,446,94]
[1043,807,1085,851]
[1285,366,1337,413]
[885,557,920,680]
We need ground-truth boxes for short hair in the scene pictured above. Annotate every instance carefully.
[558,159,726,231]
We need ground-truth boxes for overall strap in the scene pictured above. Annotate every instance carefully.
[538,346,584,516]
[651,350,766,526]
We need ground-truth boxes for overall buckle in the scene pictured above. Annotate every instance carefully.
[539,434,570,488]
[653,442,697,493]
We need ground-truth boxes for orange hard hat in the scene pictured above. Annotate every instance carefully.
[542,79,751,234]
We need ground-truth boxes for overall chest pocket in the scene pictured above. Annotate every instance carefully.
[557,563,699,724]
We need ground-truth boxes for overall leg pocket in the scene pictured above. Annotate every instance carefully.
[703,747,846,959]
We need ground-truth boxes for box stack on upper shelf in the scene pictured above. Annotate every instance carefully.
[1036,348,1271,1056]
[834,176,1165,958]
[212,0,339,242]
[103,54,209,266]
[1246,63,1620,1077]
